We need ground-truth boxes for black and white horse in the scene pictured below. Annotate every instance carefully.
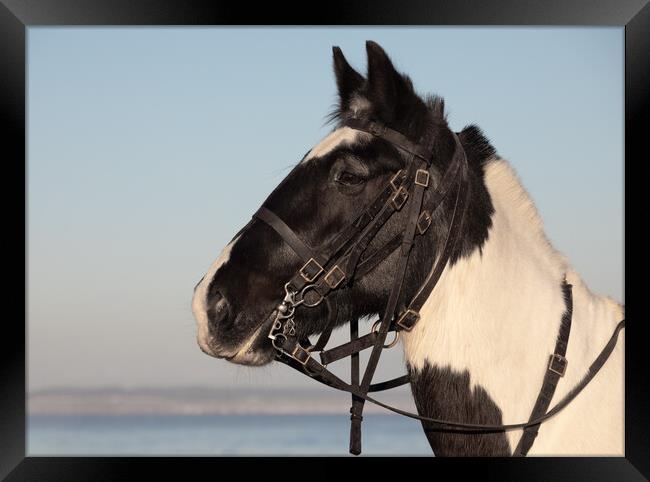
[191,41,624,456]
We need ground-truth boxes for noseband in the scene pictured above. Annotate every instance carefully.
[251,118,626,456]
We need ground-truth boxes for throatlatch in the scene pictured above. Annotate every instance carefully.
[254,117,626,456]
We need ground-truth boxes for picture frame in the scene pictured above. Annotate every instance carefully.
[2,0,647,479]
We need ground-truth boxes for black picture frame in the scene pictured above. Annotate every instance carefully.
[2,1,648,480]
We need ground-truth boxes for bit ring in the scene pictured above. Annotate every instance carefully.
[300,284,325,307]
[372,321,400,349]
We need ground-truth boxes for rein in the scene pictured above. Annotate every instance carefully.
[252,118,626,456]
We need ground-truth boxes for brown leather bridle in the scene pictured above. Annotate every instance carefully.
[251,117,625,456]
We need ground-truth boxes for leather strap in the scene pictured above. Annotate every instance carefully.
[355,233,402,278]
[345,118,434,164]
[399,134,469,329]
[309,298,338,352]
[352,150,461,280]
[349,158,429,454]
[274,316,625,432]
[349,317,362,454]
[368,374,411,392]
[513,280,573,456]
[274,170,409,296]
[319,332,379,365]
[253,207,316,263]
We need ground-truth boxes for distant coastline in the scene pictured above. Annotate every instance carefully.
[28,386,416,416]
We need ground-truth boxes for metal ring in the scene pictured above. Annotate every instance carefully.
[371,321,400,349]
[271,333,287,351]
[300,284,325,307]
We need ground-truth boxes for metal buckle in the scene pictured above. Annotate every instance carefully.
[415,169,430,187]
[299,258,324,282]
[548,354,568,377]
[417,210,432,235]
[291,344,311,365]
[391,186,408,210]
[396,309,420,332]
[390,169,404,191]
[324,265,345,289]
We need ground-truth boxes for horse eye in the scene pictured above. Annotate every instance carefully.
[336,171,364,186]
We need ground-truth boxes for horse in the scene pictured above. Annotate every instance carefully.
[191,41,624,456]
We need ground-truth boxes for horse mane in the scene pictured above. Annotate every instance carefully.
[484,158,568,269]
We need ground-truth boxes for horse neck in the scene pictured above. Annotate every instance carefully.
[402,158,583,451]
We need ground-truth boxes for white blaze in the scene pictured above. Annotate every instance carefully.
[302,127,365,163]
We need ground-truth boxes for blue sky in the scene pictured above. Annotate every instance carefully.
[27,27,623,390]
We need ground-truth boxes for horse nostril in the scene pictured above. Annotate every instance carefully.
[207,290,232,329]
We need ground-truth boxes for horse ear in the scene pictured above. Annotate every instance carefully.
[332,46,364,110]
[365,40,417,123]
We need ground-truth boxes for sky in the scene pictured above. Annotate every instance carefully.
[27,27,623,391]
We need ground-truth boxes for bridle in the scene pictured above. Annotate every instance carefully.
[251,117,626,456]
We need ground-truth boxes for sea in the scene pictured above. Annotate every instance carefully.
[28,414,433,456]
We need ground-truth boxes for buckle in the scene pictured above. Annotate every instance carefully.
[414,169,430,187]
[291,344,311,365]
[396,309,420,331]
[368,121,386,137]
[390,170,404,191]
[391,186,408,210]
[299,258,324,282]
[324,265,346,289]
[417,210,432,235]
[548,353,568,377]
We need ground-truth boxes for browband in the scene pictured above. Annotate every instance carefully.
[345,117,435,164]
